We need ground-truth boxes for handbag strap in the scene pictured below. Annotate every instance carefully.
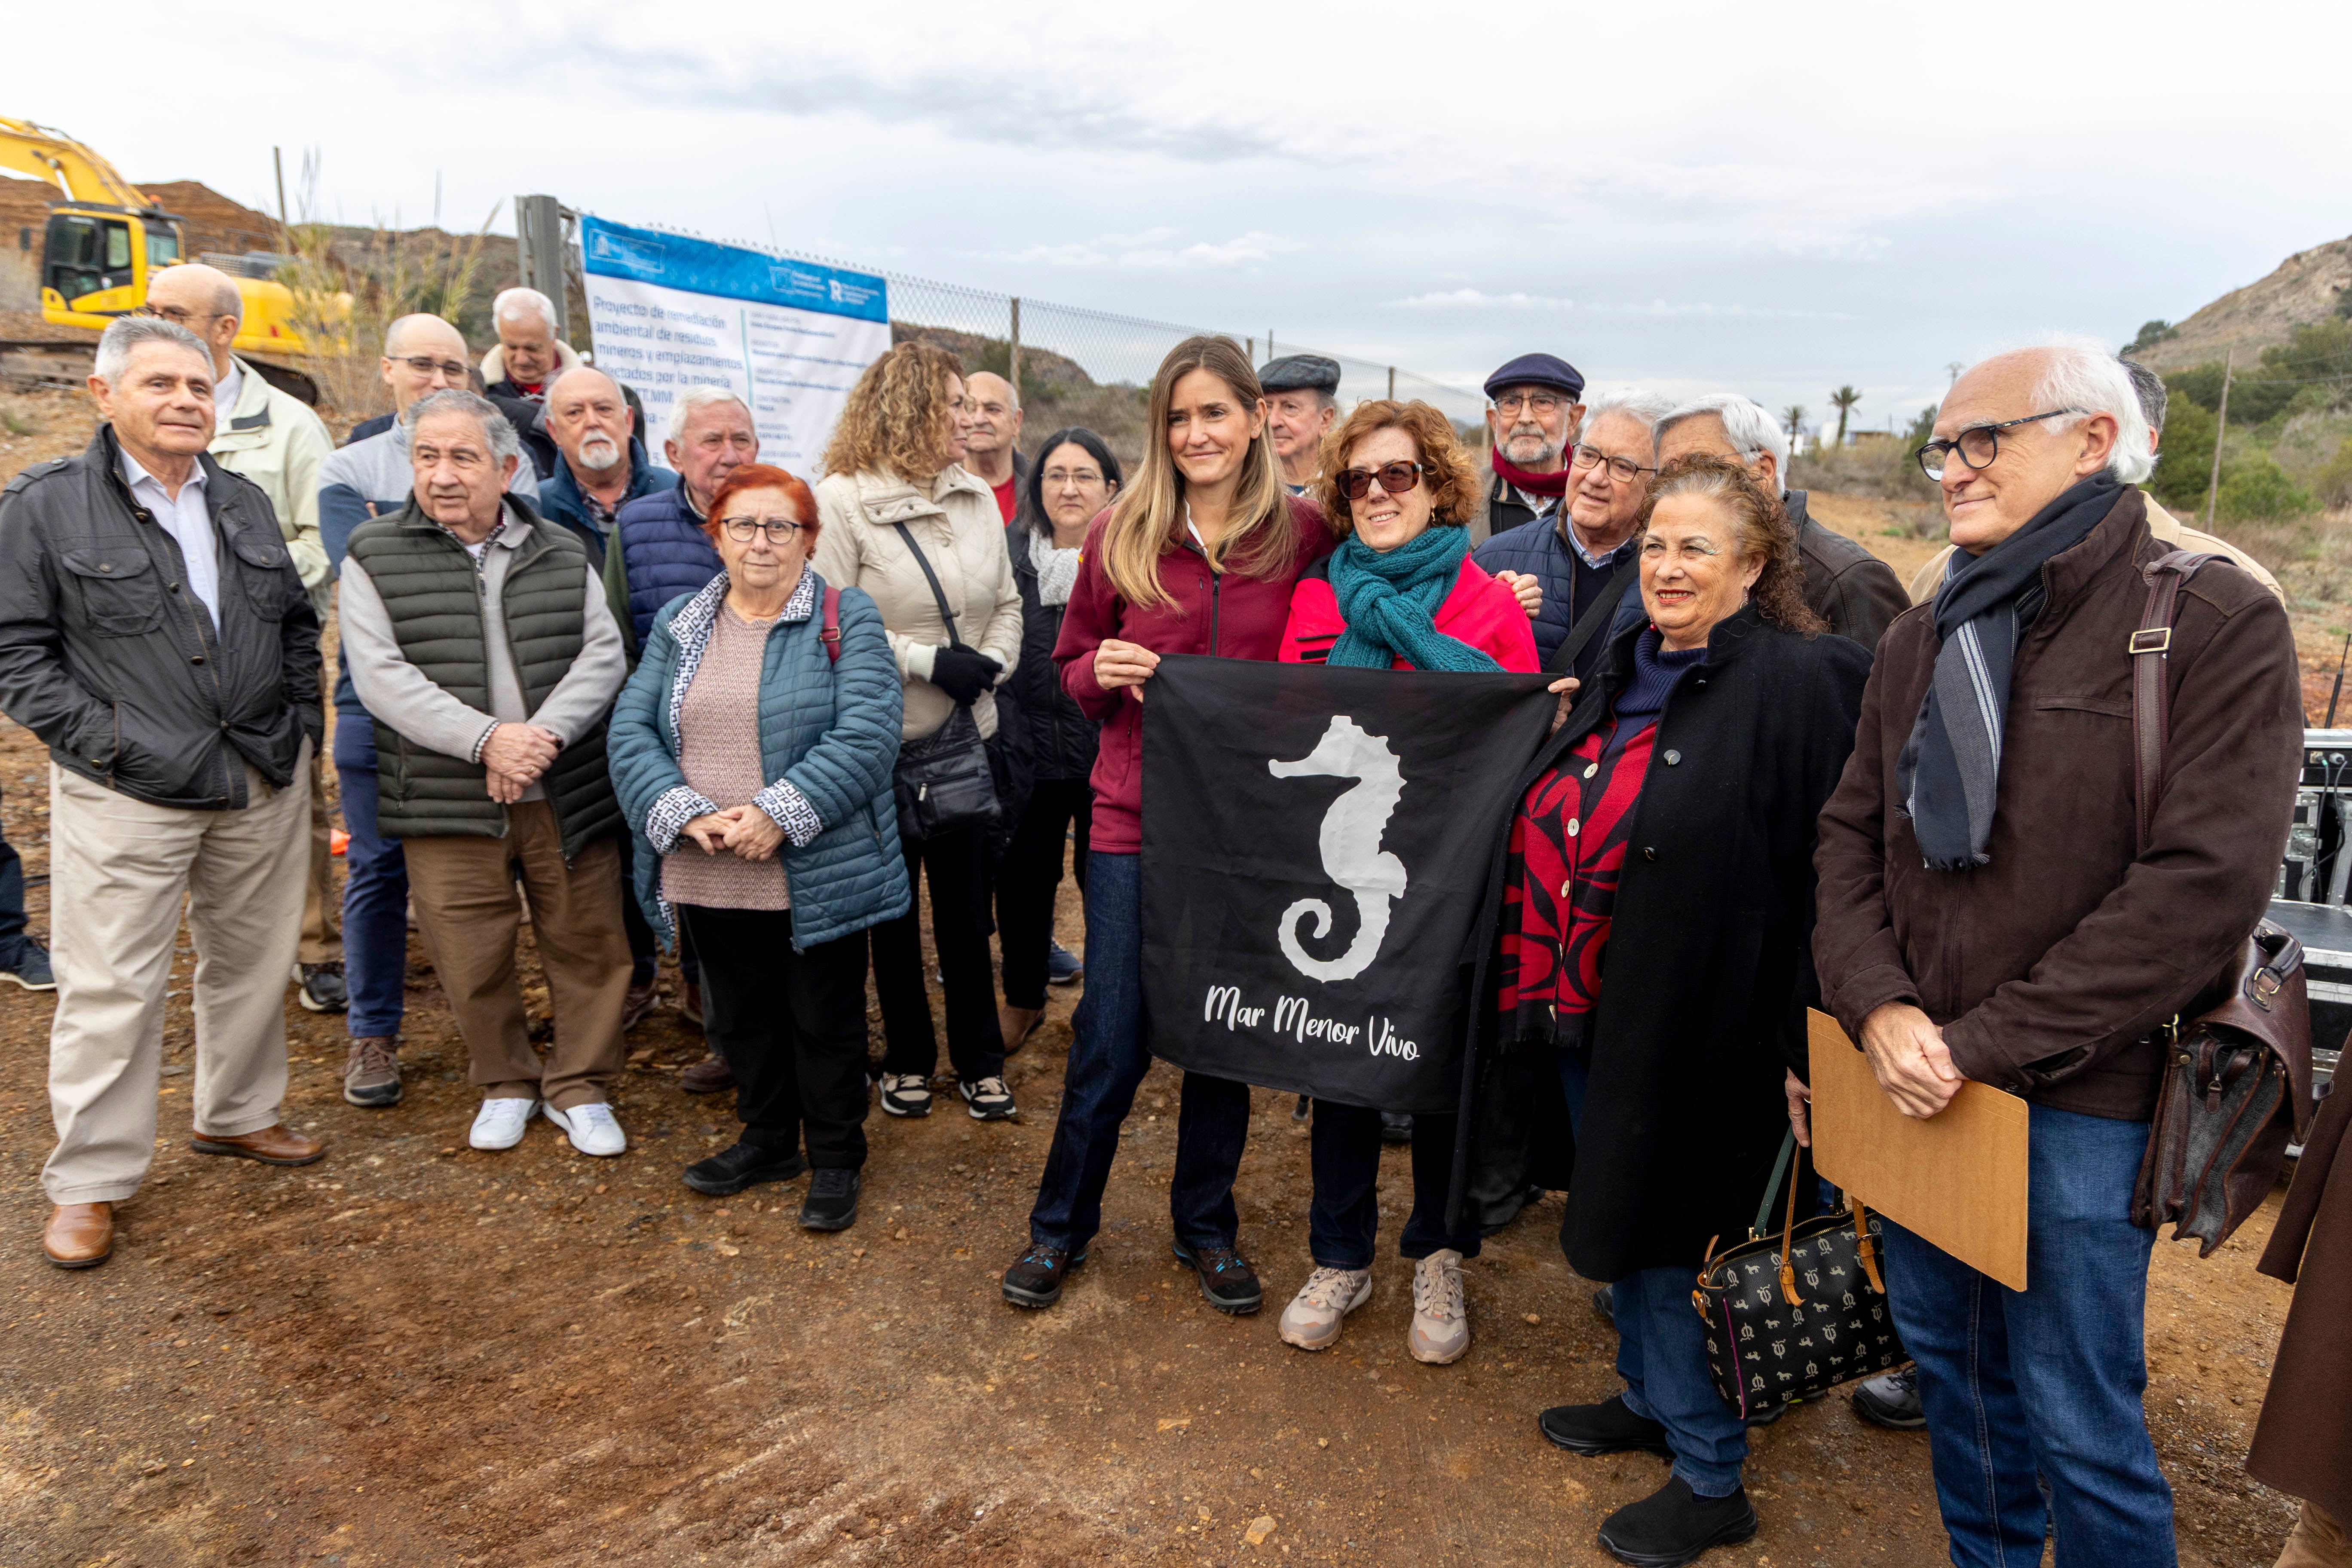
[2129,549,2216,856]
[1543,547,1642,677]
[820,585,842,662]
[1752,1130,1799,1239]
[890,520,971,654]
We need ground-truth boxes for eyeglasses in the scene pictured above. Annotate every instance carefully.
[1042,467,1105,487]
[720,517,805,544]
[135,304,223,326]
[390,354,471,380]
[1570,444,1657,484]
[1336,461,1430,501]
[1914,409,2079,481]
[1492,392,1568,417]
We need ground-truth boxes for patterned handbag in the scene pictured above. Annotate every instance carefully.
[1691,1133,1908,1421]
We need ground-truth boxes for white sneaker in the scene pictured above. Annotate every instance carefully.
[545,1101,627,1157]
[469,1096,539,1151]
[1409,1248,1470,1365]
[1278,1266,1373,1351]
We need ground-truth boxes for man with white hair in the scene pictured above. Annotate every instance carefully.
[482,286,640,484]
[534,365,678,570]
[317,314,539,1111]
[1813,340,2301,1564]
[144,263,349,1014]
[1474,386,1671,680]
[600,385,759,1066]
[0,316,327,1268]
[963,371,1027,521]
[1654,393,1909,649]
[338,390,631,1157]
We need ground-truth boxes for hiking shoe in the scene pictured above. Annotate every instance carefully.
[1596,1477,1758,1567]
[879,1073,933,1118]
[1409,1248,1470,1364]
[681,980,705,1028]
[1002,1242,1088,1308]
[1277,1266,1372,1350]
[799,1167,861,1231]
[621,979,658,1030]
[294,961,348,1013]
[961,1075,1017,1121]
[545,1101,627,1157]
[1172,1237,1262,1314]
[1380,1110,1414,1144]
[1047,941,1084,985]
[683,1140,808,1196]
[1852,1365,1925,1430]
[679,1052,734,1094]
[469,1097,540,1151]
[341,1035,401,1107]
[1,939,54,992]
[1539,1393,1674,1458]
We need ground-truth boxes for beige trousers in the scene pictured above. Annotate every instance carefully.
[401,801,630,1112]
[42,742,312,1204]
[2280,1502,2352,1568]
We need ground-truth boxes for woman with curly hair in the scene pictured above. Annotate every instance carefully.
[1456,455,1871,1565]
[1269,401,1537,1367]
[812,342,1023,1124]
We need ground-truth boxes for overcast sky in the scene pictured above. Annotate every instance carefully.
[15,0,2350,433]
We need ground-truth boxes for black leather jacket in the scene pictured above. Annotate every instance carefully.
[0,427,322,809]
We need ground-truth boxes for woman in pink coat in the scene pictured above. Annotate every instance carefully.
[1273,400,1538,1367]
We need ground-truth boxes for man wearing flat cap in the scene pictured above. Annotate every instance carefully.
[1260,355,1341,495]
[1472,353,1585,547]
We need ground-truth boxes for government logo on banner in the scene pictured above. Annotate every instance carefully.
[1140,657,1555,1113]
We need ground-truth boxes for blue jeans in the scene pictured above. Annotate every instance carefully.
[334,760,408,1040]
[1026,851,1253,1254]
[1308,1105,1480,1268]
[1561,1050,1749,1498]
[1882,1104,2172,1568]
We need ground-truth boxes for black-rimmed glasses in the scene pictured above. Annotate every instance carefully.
[389,353,471,380]
[1336,461,1430,500]
[1914,409,2079,481]
[1570,444,1656,484]
[720,517,805,545]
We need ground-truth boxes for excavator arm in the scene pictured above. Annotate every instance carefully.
[0,116,155,211]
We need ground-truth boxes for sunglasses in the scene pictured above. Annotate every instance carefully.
[1336,461,1430,501]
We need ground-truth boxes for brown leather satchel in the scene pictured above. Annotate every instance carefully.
[2125,551,2316,1255]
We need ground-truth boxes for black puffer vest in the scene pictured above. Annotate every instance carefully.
[344,501,621,860]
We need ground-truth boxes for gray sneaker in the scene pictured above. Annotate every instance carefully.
[1,939,54,992]
[1409,1249,1470,1365]
[1278,1266,1372,1351]
[342,1036,401,1107]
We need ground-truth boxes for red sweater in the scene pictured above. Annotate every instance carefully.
[1053,495,1336,853]
[1277,556,1539,673]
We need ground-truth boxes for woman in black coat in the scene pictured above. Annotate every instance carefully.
[1452,455,1870,1566]
[995,428,1122,1050]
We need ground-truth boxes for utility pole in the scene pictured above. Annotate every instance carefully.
[1008,297,1021,403]
[2204,349,2234,526]
[272,146,289,244]
[515,194,570,339]
[1387,366,1395,399]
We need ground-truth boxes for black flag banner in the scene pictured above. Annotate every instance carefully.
[1140,655,1556,1113]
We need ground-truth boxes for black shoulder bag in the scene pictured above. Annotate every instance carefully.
[888,521,1001,842]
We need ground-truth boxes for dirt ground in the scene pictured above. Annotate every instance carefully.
[0,381,2318,1567]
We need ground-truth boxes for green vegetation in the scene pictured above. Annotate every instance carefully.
[2149,319,2352,526]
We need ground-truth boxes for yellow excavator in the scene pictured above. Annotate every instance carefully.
[3,116,331,395]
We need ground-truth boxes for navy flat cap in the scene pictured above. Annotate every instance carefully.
[1483,352,1585,400]
[1259,353,1341,395]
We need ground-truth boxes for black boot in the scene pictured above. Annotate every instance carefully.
[1537,1393,1672,1458]
[1596,1476,1759,1567]
[798,1167,861,1231]
[683,1140,807,1196]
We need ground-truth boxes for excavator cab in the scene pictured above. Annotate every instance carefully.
[41,205,180,322]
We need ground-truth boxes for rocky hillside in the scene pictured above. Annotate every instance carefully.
[2130,234,2352,372]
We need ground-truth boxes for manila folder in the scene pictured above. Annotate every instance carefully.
[1807,1008,2029,1292]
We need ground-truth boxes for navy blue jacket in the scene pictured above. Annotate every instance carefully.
[535,438,677,570]
[1471,515,1643,675]
[603,485,725,658]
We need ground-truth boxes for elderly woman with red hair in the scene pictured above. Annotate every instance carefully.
[609,462,910,1233]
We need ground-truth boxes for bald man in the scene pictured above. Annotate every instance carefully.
[963,371,1026,521]
[315,314,539,1111]
[145,263,346,1012]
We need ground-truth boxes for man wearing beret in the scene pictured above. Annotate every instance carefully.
[1471,353,1585,547]
[1259,354,1341,496]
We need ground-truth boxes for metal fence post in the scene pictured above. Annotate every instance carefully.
[1010,296,1021,401]
[1387,367,1395,399]
[516,193,570,338]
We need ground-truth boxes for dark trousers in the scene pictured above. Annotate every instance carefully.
[1026,851,1253,1253]
[334,763,407,1040]
[995,778,1091,1009]
[0,784,26,967]
[683,904,872,1169]
[873,826,1004,1084]
[620,836,697,988]
[1307,1104,1481,1269]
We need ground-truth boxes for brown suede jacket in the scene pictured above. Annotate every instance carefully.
[1813,486,2302,1120]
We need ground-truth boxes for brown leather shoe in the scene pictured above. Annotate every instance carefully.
[621,980,658,1030]
[682,981,705,1029]
[43,1201,113,1268]
[679,1052,735,1094]
[190,1124,326,1166]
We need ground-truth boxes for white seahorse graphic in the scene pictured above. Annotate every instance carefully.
[1267,716,1408,983]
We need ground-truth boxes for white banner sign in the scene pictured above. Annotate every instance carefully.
[578,214,890,477]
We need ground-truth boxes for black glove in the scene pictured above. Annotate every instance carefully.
[927,646,1003,704]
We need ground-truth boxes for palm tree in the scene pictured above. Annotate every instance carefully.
[1828,386,1864,446]
[1782,405,1807,451]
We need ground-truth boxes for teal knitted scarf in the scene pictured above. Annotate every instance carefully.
[1325,524,1502,673]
